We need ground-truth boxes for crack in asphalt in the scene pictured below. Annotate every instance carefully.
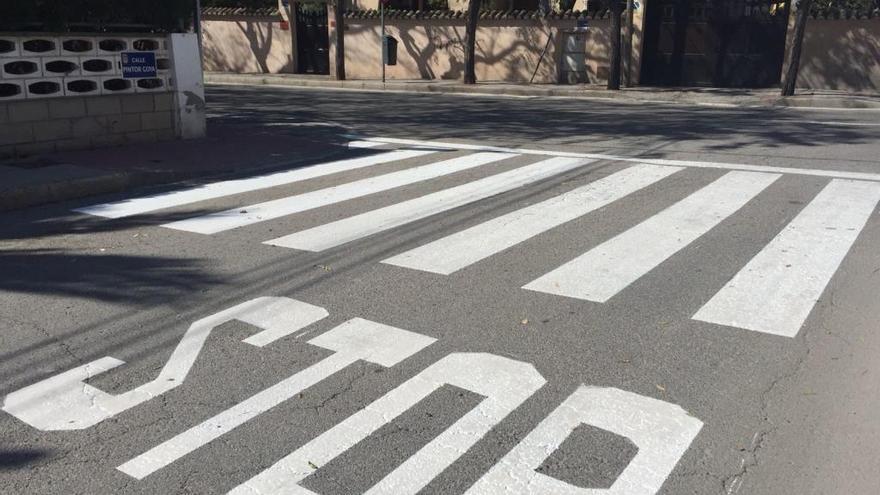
[297,362,371,415]
[720,293,823,494]
[9,315,85,369]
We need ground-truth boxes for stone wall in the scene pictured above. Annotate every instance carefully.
[336,17,573,84]
[0,93,175,157]
[202,16,294,74]
[786,17,880,93]
[332,14,620,84]
[198,5,880,92]
[201,7,643,85]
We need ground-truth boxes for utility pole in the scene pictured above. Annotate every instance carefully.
[334,0,345,80]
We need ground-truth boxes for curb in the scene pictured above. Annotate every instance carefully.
[205,73,880,110]
[0,144,353,213]
[0,170,188,212]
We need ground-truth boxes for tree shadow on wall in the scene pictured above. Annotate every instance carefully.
[486,23,554,83]
[203,20,294,74]
[798,22,880,93]
[386,21,552,82]
[398,24,439,79]
[238,20,273,73]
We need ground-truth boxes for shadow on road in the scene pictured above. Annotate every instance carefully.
[0,249,222,305]
[206,85,877,153]
[0,449,51,471]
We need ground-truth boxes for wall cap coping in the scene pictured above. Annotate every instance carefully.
[198,5,880,22]
[202,7,281,18]
[198,7,610,21]
[809,7,880,20]
[343,9,598,20]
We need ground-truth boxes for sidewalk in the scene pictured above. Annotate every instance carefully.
[0,123,352,212]
[205,72,880,110]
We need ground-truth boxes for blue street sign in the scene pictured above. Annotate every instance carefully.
[121,52,157,78]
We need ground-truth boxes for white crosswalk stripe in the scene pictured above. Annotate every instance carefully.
[693,179,880,337]
[264,156,594,252]
[383,164,683,275]
[523,171,781,302]
[74,148,436,219]
[164,152,516,234]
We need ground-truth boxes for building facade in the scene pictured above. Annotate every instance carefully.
[202,1,880,92]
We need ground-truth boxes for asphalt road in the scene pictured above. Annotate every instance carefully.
[2,85,880,495]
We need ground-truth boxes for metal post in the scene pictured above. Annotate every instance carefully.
[194,0,203,58]
[381,2,386,84]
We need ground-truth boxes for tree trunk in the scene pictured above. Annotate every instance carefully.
[464,0,482,85]
[623,0,634,86]
[608,2,622,90]
[334,0,345,81]
[781,0,812,96]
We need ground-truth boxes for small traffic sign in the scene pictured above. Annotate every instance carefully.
[120,52,157,79]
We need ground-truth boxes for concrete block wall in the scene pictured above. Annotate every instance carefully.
[0,93,175,157]
[0,33,204,158]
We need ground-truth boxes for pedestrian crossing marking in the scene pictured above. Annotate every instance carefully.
[352,136,880,182]
[693,179,880,337]
[74,148,436,219]
[523,171,781,302]
[348,140,387,148]
[69,140,880,339]
[383,164,683,275]
[163,152,516,234]
[264,156,594,252]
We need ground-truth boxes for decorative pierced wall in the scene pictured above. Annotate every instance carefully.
[0,35,172,100]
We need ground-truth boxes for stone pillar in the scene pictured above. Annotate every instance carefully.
[351,0,381,8]
[169,33,207,139]
[327,3,340,78]
[448,0,470,12]
[628,0,647,85]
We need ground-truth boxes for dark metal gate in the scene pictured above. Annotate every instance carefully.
[641,0,791,88]
[295,3,329,75]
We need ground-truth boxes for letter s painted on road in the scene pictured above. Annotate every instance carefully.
[2,297,328,431]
